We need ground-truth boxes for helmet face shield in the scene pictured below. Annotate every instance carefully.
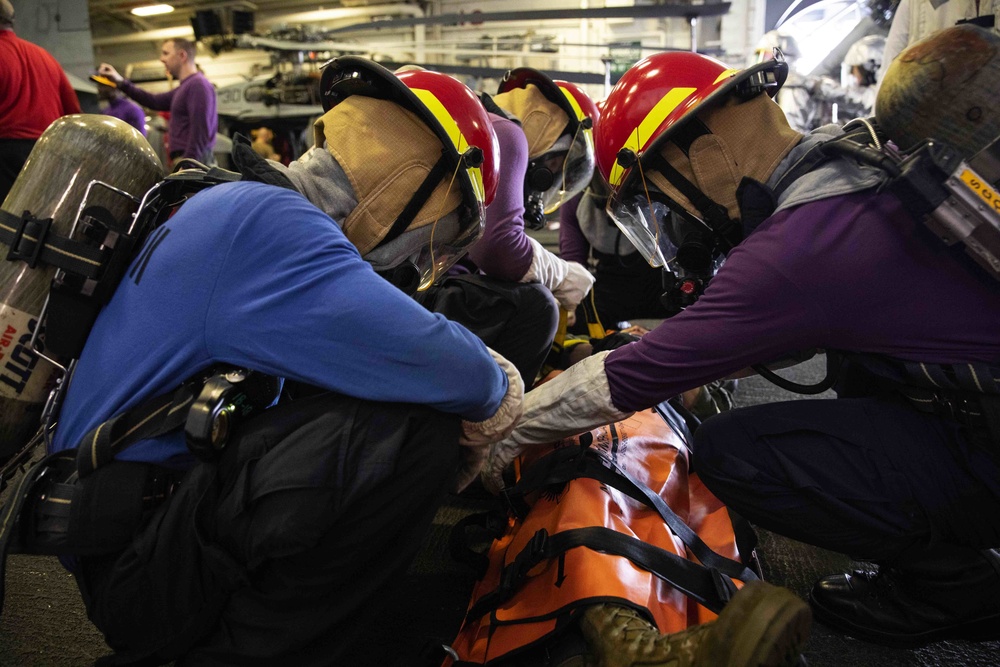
[607,177,722,272]
[606,189,678,268]
[540,121,596,214]
[413,161,485,290]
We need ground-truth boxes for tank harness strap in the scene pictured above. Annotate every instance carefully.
[230,134,296,191]
[843,352,1000,449]
[465,526,739,623]
[75,381,201,479]
[0,209,108,278]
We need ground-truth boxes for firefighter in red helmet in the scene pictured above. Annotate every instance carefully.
[37,58,522,665]
[483,32,1000,652]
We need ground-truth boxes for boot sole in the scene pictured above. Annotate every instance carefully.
[809,591,1000,649]
[699,581,813,667]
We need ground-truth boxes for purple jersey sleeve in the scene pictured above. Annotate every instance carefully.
[558,193,590,263]
[119,79,175,112]
[604,191,1000,412]
[465,114,535,280]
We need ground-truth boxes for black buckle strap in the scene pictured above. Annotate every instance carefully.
[6,211,52,267]
[0,209,108,279]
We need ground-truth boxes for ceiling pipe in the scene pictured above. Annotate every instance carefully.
[325,3,731,34]
[93,3,424,47]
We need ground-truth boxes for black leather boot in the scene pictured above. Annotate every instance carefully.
[809,546,1000,648]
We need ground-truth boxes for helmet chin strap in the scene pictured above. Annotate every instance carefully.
[377,150,452,250]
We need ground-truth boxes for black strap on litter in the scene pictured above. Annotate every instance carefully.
[75,382,200,479]
[465,527,738,622]
[504,446,756,585]
[0,209,108,278]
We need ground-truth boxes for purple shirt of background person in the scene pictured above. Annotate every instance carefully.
[102,96,146,136]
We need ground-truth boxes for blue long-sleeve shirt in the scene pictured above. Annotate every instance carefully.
[53,182,507,466]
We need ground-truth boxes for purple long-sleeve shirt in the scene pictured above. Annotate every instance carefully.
[120,72,216,161]
[605,190,1000,412]
[464,113,534,280]
[102,96,147,136]
[558,192,589,264]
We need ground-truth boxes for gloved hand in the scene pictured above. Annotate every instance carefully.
[97,63,124,84]
[521,236,595,312]
[553,261,596,313]
[456,348,524,492]
[481,350,633,494]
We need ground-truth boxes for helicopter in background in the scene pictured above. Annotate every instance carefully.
[209,30,367,164]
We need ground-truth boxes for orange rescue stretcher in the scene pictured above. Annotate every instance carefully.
[444,403,760,666]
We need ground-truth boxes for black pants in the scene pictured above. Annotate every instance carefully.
[76,392,460,666]
[693,395,1000,563]
[569,252,667,334]
[415,274,559,386]
[0,138,36,202]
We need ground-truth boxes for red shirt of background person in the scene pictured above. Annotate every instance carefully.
[0,0,81,200]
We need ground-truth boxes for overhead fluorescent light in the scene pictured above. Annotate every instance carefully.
[131,4,175,17]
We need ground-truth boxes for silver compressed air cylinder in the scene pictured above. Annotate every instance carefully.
[0,114,162,459]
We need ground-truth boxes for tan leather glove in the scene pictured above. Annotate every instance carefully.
[521,236,595,312]
[455,348,524,492]
[481,350,633,494]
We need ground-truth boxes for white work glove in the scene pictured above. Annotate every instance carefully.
[521,236,595,312]
[481,351,633,494]
[455,348,524,492]
[97,63,124,84]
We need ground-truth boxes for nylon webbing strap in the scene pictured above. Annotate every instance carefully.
[581,290,605,340]
[0,209,107,278]
[506,446,756,584]
[75,383,199,478]
[902,360,1000,395]
[381,152,452,248]
[465,527,738,622]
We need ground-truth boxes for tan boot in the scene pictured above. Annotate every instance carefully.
[579,580,811,667]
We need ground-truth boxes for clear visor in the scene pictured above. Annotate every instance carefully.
[605,189,684,268]
[539,123,596,214]
[364,161,485,291]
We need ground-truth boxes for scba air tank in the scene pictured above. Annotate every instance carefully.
[0,114,163,459]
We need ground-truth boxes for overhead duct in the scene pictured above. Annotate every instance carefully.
[92,3,425,48]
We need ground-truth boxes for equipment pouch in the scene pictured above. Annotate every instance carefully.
[12,452,182,558]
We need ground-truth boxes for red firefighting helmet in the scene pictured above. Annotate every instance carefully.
[499,68,598,213]
[319,56,500,289]
[594,51,786,266]
[321,56,500,210]
[596,50,787,192]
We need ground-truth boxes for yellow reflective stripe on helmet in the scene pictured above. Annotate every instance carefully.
[713,68,739,84]
[560,85,587,122]
[410,87,468,152]
[609,87,696,187]
[409,87,486,203]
